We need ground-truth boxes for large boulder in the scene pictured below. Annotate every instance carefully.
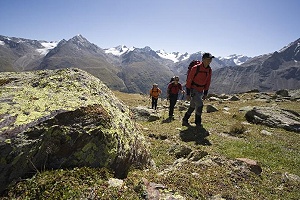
[245,106,300,132]
[0,68,153,193]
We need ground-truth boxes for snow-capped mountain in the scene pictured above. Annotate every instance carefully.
[36,41,58,55]
[104,45,251,66]
[156,50,190,63]
[279,40,300,55]
[0,35,59,71]
[218,54,251,66]
[104,45,135,56]
[0,35,58,56]
[1,34,299,95]
[211,38,300,94]
[105,45,190,62]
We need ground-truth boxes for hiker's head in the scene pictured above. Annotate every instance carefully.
[202,53,214,60]
[174,76,179,82]
[202,53,214,65]
[153,83,158,87]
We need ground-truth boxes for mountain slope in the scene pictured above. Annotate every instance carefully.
[1,34,299,95]
[210,38,300,94]
[118,46,174,94]
[36,35,127,91]
[0,35,54,71]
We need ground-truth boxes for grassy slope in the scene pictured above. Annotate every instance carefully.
[114,91,300,199]
[2,91,299,199]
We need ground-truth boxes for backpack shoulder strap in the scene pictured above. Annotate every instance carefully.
[193,63,201,79]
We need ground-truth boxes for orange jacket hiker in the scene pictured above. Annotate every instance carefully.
[149,85,162,99]
[150,83,162,110]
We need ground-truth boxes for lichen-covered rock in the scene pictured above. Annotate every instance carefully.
[0,68,153,193]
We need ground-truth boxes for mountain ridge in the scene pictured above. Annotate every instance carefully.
[211,38,300,94]
[1,34,299,95]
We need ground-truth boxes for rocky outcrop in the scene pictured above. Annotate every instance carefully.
[130,106,161,121]
[0,68,153,193]
[245,107,300,132]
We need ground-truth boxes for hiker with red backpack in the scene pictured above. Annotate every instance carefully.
[149,83,162,110]
[182,53,214,127]
[167,76,185,120]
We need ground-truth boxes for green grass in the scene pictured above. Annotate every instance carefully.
[2,91,300,199]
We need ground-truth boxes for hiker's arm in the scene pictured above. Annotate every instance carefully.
[179,84,185,93]
[204,69,212,91]
[203,69,212,100]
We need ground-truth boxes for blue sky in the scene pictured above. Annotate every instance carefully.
[1,0,299,57]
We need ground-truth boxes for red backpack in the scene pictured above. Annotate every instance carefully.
[186,60,201,80]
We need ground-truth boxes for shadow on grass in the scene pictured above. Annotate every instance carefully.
[161,117,173,123]
[179,126,211,146]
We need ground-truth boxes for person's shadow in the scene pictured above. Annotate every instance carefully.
[179,126,211,145]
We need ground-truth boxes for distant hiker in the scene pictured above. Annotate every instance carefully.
[149,83,162,110]
[182,53,214,127]
[167,76,185,120]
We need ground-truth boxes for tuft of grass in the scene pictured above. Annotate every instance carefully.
[229,122,247,135]
[4,167,113,199]
[4,167,145,199]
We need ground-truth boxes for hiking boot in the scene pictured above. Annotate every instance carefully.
[195,114,202,127]
[182,120,190,126]
[182,112,191,126]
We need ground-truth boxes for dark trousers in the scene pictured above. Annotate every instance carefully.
[168,94,178,117]
[183,90,204,125]
[152,97,158,109]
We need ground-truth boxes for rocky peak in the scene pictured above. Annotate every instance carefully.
[278,38,300,61]
[70,34,89,44]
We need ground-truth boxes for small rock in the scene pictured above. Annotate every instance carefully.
[236,158,262,175]
[108,178,124,188]
[260,130,273,136]
[229,95,240,101]
[206,105,218,113]
[276,89,289,97]
[282,172,300,183]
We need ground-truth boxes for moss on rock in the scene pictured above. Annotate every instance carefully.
[0,68,153,194]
